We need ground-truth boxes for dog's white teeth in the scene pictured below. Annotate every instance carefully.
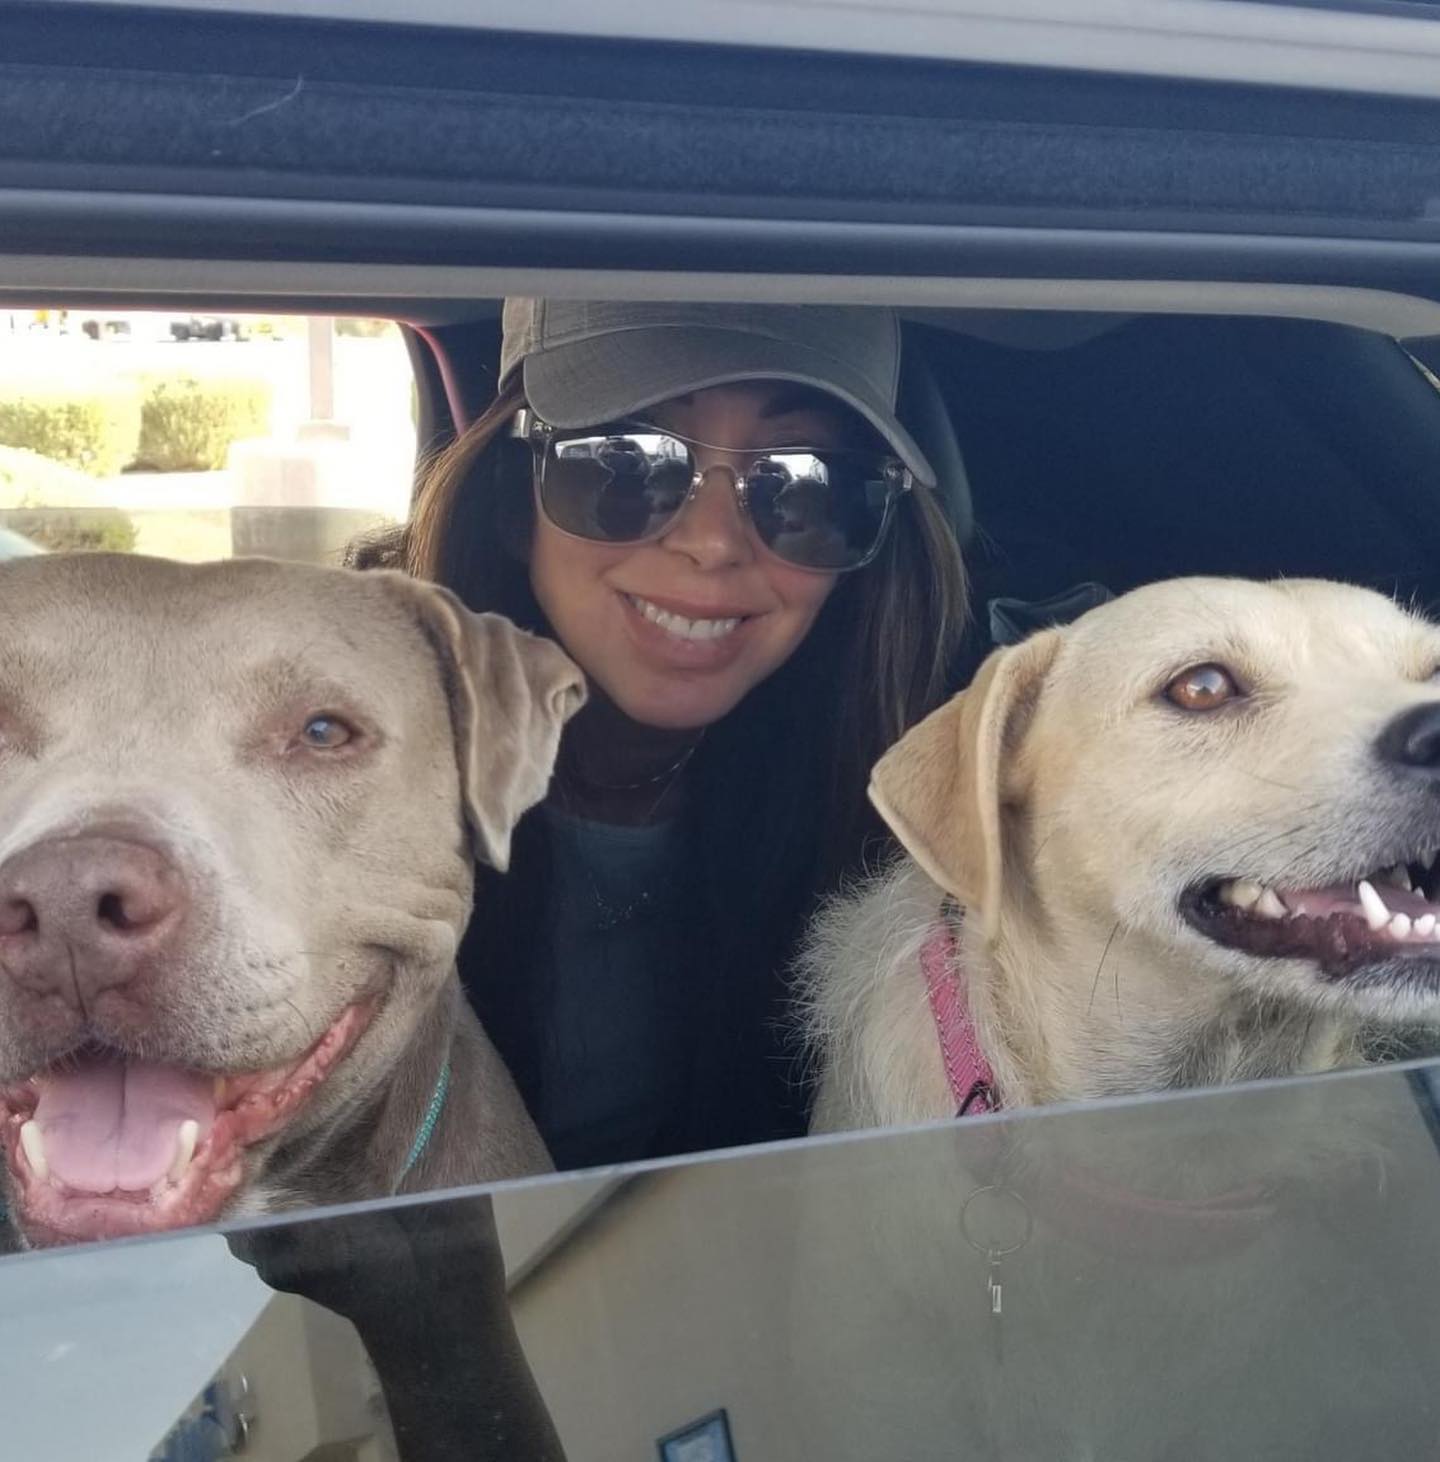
[1220,880,1286,917]
[1390,912,1414,940]
[1385,864,1414,892]
[19,1120,48,1181]
[1254,888,1287,920]
[1357,880,1392,932]
[1418,914,1438,939]
[168,1119,200,1184]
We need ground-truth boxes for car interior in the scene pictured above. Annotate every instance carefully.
[10,273,1440,1441]
[410,295,1440,686]
[17,292,1440,592]
[13,1,1440,1455]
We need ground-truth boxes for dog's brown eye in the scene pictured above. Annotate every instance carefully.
[1165,664,1240,712]
[300,715,354,749]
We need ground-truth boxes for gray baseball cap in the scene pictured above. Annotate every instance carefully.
[499,298,935,487]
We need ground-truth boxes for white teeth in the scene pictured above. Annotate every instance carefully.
[630,596,742,642]
[1254,888,1287,920]
[168,1119,199,1184]
[1357,880,1391,932]
[1219,880,1285,917]
[19,1120,47,1181]
[1217,870,1440,942]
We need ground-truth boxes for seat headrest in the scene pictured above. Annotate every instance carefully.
[897,327,974,548]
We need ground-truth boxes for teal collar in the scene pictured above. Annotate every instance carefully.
[397,1059,451,1185]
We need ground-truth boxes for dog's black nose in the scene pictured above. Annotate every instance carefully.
[1378,702,1440,775]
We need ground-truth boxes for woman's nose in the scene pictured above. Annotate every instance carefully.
[658,461,755,570]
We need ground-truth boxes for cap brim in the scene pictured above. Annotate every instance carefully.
[521,326,936,487]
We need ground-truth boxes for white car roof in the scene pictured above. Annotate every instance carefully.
[37,0,1440,100]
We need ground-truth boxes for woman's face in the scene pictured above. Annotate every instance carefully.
[528,382,846,730]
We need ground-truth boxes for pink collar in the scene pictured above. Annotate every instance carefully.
[921,910,999,1116]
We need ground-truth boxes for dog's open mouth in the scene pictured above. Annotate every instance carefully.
[1184,847,1440,980]
[0,1001,374,1246]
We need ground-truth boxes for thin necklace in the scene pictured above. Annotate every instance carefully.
[558,730,705,795]
[554,734,704,929]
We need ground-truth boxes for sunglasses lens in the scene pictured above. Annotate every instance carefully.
[535,425,903,569]
[744,452,898,571]
[539,432,693,542]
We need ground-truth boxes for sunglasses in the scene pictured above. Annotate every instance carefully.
[514,409,913,573]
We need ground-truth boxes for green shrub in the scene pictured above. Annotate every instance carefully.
[1,507,137,554]
[0,380,141,476]
[335,317,393,339]
[135,374,272,472]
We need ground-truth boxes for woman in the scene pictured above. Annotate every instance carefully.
[358,297,967,1167]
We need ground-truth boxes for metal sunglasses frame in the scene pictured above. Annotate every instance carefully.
[513,407,913,573]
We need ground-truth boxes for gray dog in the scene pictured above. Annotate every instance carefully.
[0,554,583,1248]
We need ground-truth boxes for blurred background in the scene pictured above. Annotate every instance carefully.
[0,310,416,565]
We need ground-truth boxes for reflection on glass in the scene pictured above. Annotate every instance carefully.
[5,1062,1440,1460]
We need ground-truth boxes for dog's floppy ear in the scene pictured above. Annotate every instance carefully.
[869,629,1060,936]
[384,575,587,871]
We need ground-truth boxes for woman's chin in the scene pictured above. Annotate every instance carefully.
[607,689,741,733]
[589,666,752,732]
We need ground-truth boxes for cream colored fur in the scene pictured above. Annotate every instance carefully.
[802,576,1440,1130]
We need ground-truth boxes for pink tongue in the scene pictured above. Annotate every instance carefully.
[33,1058,217,1193]
[1287,883,1439,919]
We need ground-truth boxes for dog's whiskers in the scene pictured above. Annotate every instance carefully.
[282,996,319,1047]
[1266,840,1328,888]
[1234,769,1309,794]
[1088,921,1122,1016]
[1205,813,1330,872]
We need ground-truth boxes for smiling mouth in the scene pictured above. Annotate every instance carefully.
[626,593,749,642]
[0,1001,374,1246]
[1183,847,1440,979]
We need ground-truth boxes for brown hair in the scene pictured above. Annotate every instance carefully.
[372,377,966,848]
[353,375,967,1145]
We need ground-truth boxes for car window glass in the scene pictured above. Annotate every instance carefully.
[2,1061,1436,1460]
[0,311,415,564]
